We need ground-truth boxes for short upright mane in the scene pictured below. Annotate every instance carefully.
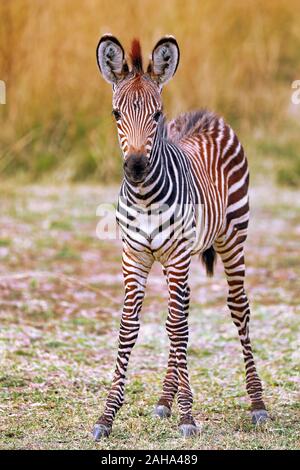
[130,38,143,73]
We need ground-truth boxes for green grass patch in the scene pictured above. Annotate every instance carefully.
[0,238,11,247]
[55,245,80,260]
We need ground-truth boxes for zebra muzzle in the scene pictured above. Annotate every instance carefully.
[124,154,150,184]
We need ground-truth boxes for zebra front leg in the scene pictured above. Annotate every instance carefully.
[163,257,199,437]
[154,279,190,419]
[154,345,178,418]
[93,249,153,440]
[216,234,269,425]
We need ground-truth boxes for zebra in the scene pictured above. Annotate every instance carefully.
[93,35,269,439]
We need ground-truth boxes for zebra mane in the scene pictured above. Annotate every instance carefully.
[167,110,219,143]
[157,115,169,142]
[130,39,143,74]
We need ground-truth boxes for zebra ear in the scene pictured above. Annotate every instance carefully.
[148,36,180,87]
[96,35,128,85]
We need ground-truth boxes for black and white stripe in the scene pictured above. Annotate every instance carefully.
[93,37,268,440]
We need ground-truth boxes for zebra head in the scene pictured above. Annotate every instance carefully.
[97,35,180,184]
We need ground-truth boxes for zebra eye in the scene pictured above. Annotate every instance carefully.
[153,110,162,122]
[112,109,121,121]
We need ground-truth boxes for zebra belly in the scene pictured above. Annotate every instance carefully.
[189,195,226,256]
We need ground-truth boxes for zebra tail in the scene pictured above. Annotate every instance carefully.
[201,246,217,277]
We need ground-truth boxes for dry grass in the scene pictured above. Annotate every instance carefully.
[0,0,300,182]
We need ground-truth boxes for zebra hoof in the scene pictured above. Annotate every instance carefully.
[179,424,200,437]
[92,423,111,440]
[153,405,171,419]
[251,409,270,425]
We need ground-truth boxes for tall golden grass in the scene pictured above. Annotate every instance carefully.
[0,0,300,182]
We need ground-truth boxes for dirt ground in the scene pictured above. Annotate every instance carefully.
[0,183,299,450]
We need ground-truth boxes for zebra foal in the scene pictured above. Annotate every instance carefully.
[93,35,269,439]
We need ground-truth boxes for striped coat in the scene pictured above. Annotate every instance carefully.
[93,35,269,440]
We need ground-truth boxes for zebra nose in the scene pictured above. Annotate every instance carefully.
[124,154,150,183]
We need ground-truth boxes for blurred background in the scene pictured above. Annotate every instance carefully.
[1,0,300,186]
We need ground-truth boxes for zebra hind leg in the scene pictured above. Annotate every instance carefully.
[215,232,270,426]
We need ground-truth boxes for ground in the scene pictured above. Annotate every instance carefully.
[0,183,299,450]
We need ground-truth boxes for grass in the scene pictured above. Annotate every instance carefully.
[0,183,299,450]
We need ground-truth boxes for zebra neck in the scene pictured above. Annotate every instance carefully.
[122,138,168,206]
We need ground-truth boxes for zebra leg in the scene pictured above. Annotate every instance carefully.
[154,345,178,418]
[154,280,190,419]
[93,249,153,440]
[215,233,269,425]
[163,257,199,437]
